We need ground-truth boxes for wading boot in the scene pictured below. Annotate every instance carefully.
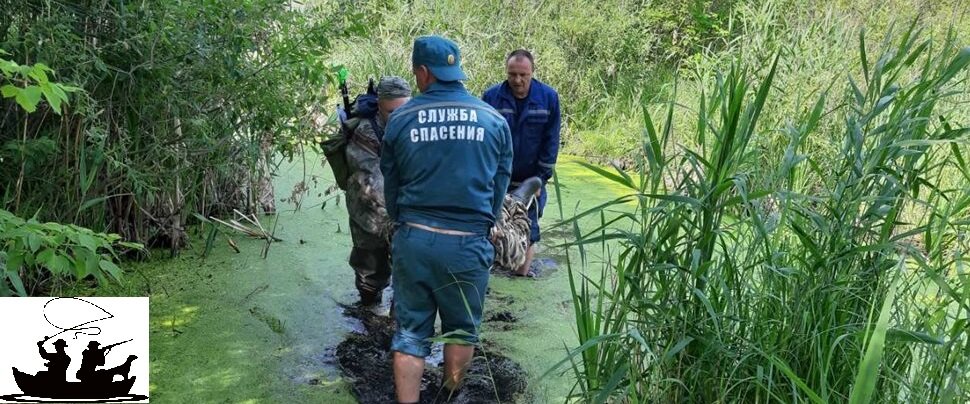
[358,288,382,307]
[509,176,542,209]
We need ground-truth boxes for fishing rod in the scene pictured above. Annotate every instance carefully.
[40,297,114,343]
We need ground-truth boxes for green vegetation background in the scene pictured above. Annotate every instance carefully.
[2,0,969,403]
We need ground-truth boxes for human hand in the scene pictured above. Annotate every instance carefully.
[490,226,503,244]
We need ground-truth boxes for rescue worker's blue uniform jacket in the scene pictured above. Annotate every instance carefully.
[482,78,561,185]
[381,80,513,234]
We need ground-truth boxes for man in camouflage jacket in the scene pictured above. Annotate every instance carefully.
[344,76,411,305]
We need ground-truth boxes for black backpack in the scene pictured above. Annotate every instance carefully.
[321,79,382,191]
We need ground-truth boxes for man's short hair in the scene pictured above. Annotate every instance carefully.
[506,49,535,70]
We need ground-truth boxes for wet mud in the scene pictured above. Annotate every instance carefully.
[486,311,518,323]
[336,303,528,403]
[485,310,519,332]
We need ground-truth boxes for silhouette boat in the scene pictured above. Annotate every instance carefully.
[11,367,136,399]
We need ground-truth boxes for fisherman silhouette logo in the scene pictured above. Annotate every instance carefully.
[0,297,149,403]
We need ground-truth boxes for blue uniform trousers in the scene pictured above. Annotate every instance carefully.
[390,225,493,357]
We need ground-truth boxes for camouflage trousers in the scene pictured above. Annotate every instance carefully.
[349,220,391,304]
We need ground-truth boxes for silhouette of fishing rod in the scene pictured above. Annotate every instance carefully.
[40,297,117,343]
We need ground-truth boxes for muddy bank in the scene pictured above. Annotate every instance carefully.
[337,303,528,403]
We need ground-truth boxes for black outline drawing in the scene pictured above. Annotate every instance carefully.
[1,298,148,403]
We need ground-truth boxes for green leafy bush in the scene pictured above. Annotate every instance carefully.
[0,49,79,114]
[1,209,143,296]
[1,49,142,296]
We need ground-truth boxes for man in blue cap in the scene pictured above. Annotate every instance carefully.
[483,49,561,277]
[381,35,512,403]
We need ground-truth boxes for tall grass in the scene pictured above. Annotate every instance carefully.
[552,23,970,403]
[332,0,968,162]
[330,0,736,159]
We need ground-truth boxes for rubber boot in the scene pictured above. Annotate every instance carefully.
[358,288,382,306]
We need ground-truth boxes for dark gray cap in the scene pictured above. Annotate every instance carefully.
[377,76,411,100]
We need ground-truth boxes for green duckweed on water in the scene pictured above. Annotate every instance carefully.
[69,154,625,403]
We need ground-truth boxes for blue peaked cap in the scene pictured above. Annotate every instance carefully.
[412,35,467,82]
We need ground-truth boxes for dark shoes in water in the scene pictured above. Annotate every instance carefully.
[512,268,538,278]
[359,289,382,307]
[511,260,542,279]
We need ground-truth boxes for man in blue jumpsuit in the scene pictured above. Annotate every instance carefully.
[381,35,513,403]
[483,49,561,277]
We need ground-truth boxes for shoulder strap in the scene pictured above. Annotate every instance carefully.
[350,120,382,156]
[369,117,384,142]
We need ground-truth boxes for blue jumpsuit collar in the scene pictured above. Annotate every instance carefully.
[496,80,540,126]
[496,78,538,102]
[425,80,466,94]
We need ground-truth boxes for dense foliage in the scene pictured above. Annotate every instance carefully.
[1,0,363,294]
[1,46,141,296]
[0,208,142,296]
[553,20,970,404]
[1,1,968,401]
[0,0,356,249]
[334,0,968,160]
[335,9,968,399]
